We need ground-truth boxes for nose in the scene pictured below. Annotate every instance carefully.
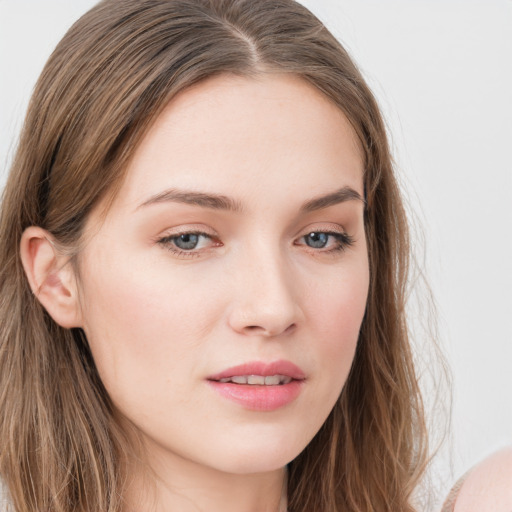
[227,248,302,338]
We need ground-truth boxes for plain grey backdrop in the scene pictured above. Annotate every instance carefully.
[1,0,511,507]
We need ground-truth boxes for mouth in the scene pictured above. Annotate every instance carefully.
[216,374,293,385]
[206,360,305,411]
[207,360,305,383]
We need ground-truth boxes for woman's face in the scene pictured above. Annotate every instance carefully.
[77,74,369,475]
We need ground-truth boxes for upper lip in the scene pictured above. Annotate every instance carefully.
[207,360,306,381]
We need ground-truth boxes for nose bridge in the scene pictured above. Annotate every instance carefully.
[228,239,300,337]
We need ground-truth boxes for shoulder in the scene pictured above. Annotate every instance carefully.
[450,447,512,512]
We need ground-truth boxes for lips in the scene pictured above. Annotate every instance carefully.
[207,360,306,382]
[206,360,305,411]
[217,374,293,385]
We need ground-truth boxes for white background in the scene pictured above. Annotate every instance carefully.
[1,1,511,508]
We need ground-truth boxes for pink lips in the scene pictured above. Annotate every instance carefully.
[207,360,305,411]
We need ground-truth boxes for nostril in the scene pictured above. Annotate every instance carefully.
[283,323,296,335]
[242,323,297,336]
[245,325,264,332]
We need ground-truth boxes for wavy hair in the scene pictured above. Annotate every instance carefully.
[0,0,428,510]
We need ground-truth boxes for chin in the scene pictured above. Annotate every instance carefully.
[212,453,293,475]
[201,427,314,475]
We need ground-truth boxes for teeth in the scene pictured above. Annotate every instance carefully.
[248,375,265,385]
[264,375,280,385]
[218,374,292,385]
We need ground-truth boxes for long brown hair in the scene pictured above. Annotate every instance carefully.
[0,0,428,510]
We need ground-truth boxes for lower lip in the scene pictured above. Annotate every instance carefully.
[207,380,303,411]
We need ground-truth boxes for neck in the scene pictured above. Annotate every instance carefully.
[122,446,287,512]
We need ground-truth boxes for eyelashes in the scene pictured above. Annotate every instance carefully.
[156,229,355,259]
[167,233,213,251]
[296,231,354,252]
[157,231,220,259]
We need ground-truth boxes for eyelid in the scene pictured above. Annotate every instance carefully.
[295,231,354,245]
[294,222,348,238]
[156,224,218,238]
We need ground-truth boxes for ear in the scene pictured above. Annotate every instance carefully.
[20,226,82,328]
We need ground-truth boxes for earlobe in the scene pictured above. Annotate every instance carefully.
[20,226,82,328]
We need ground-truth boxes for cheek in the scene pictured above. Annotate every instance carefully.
[304,256,369,389]
[77,252,223,397]
[308,254,368,339]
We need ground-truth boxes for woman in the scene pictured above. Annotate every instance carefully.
[0,0,429,510]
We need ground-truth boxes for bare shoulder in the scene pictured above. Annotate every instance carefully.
[453,447,512,512]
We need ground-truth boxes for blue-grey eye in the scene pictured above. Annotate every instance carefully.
[304,232,329,248]
[173,233,200,250]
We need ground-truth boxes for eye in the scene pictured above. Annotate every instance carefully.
[297,231,354,252]
[157,231,219,256]
[304,232,330,249]
[173,233,206,250]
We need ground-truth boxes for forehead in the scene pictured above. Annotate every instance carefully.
[113,73,364,213]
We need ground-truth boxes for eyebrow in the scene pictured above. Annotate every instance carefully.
[299,186,365,212]
[137,189,244,212]
[137,186,364,213]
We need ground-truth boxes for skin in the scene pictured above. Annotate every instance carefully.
[22,74,369,512]
[451,447,512,512]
